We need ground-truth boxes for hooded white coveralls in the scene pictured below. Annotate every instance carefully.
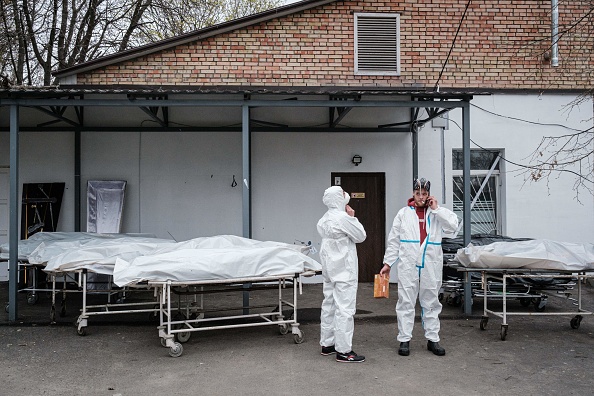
[383,204,458,342]
[317,186,367,353]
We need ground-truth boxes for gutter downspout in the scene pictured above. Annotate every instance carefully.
[551,0,559,67]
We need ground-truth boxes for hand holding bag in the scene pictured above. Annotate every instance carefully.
[373,274,389,298]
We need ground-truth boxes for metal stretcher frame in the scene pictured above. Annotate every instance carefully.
[1,259,45,307]
[2,261,187,333]
[1,258,157,325]
[457,268,594,340]
[74,269,162,335]
[441,265,554,310]
[2,259,69,316]
[150,272,310,358]
[1,261,163,329]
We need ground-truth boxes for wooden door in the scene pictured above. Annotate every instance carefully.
[331,172,385,282]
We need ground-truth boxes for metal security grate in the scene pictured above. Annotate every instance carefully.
[452,175,499,235]
[355,14,400,74]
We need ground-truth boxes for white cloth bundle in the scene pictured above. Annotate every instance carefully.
[113,236,321,286]
[455,239,594,271]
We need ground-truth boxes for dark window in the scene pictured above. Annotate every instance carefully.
[452,149,500,171]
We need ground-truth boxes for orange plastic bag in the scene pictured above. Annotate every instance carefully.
[373,274,389,298]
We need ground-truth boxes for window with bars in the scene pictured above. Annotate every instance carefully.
[452,149,503,236]
[354,13,400,75]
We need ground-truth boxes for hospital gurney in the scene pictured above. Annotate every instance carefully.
[453,239,594,340]
[440,234,537,308]
[1,258,159,324]
[455,267,593,340]
[441,261,563,312]
[112,238,322,357]
[2,232,174,326]
[150,272,311,358]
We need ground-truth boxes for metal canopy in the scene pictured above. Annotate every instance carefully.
[1,87,474,321]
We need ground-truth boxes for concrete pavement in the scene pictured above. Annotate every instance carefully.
[1,280,593,395]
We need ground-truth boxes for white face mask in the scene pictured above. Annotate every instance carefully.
[343,191,350,206]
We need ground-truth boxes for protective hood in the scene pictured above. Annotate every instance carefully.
[322,186,349,210]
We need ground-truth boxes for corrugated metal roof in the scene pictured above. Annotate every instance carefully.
[0,84,485,99]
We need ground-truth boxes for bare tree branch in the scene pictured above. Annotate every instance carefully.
[0,0,283,85]
[119,0,152,52]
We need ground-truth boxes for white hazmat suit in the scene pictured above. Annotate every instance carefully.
[317,186,367,353]
[383,202,458,343]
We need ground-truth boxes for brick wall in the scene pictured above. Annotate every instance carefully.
[77,0,593,90]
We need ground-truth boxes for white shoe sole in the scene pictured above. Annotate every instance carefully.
[336,358,366,363]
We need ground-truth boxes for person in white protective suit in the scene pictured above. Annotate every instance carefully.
[379,178,458,356]
[317,186,367,363]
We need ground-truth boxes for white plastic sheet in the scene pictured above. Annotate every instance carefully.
[0,232,124,260]
[113,236,321,286]
[35,237,174,274]
[149,234,311,254]
[113,247,321,286]
[3,232,321,283]
[455,239,594,271]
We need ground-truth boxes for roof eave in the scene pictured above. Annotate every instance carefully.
[53,0,341,78]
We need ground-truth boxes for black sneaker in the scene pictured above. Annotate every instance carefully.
[398,341,410,356]
[336,350,365,363]
[427,341,446,356]
[321,345,336,356]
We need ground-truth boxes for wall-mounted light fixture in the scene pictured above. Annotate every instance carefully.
[352,155,362,166]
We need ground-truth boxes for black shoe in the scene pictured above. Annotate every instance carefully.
[398,341,410,356]
[336,350,365,363]
[321,345,336,356]
[427,341,446,356]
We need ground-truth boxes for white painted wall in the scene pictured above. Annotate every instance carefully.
[1,92,591,249]
[0,132,75,236]
[81,132,141,232]
[79,128,411,247]
[251,131,411,249]
[138,132,243,240]
[417,93,594,244]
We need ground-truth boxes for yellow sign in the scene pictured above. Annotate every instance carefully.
[351,192,365,199]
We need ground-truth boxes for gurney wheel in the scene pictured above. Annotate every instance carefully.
[169,342,183,358]
[446,294,462,307]
[160,338,167,347]
[570,315,582,330]
[534,298,546,312]
[480,316,488,331]
[500,325,508,341]
[50,307,56,322]
[294,330,305,344]
[175,331,191,343]
[148,305,159,322]
[27,292,39,305]
[77,327,87,336]
[279,323,289,335]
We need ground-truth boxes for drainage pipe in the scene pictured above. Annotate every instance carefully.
[551,0,559,67]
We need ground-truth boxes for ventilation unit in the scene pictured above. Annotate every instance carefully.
[355,13,401,75]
